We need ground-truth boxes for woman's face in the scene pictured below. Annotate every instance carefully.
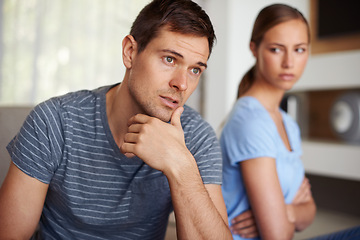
[252,19,309,91]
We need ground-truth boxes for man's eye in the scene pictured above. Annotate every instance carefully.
[165,56,174,63]
[192,68,200,74]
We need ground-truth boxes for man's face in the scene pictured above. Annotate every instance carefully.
[127,28,209,122]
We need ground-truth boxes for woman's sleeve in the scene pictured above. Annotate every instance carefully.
[221,107,278,167]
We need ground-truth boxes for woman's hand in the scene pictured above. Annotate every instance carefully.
[286,177,316,231]
[292,177,312,205]
[230,210,259,238]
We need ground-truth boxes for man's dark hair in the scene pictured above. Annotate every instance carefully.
[130,0,216,57]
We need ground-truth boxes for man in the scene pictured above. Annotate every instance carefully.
[0,0,232,239]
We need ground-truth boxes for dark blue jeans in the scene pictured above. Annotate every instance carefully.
[307,225,360,240]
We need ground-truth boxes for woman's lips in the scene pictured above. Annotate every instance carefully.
[279,73,295,81]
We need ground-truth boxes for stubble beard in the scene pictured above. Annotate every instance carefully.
[128,86,173,122]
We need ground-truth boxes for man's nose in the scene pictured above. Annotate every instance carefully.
[170,69,188,91]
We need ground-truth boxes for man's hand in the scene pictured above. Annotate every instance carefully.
[230,209,259,238]
[122,107,232,239]
[121,107,190,173]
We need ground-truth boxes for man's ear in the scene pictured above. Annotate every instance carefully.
[250,41,257,58]
[122,35,138,69]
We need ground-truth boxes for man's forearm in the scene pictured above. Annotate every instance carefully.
[165,155,232,240]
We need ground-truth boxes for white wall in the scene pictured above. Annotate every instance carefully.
[203,0,360,180]
[299,50,360,91]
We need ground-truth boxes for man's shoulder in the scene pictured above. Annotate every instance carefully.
[181,105,209,129]
[181,105,202,120]
[38,85,110,111]
[56,85,109,107]
[181,105,216,137]
[26,85,110,127]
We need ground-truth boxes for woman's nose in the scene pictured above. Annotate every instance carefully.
[282,52,294,69]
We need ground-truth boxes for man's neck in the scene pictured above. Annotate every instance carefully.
[106,82,135,148]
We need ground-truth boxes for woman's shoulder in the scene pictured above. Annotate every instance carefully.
[230,96,270,123]
[221,97,279,160]
[222,97,274,138]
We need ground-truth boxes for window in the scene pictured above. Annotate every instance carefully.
[0,0,149,105]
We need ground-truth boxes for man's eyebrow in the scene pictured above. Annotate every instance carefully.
[162,49,207,69]
[198,62,207,69]
[162,49,184,58]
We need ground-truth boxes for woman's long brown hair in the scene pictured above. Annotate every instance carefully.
[237,4,310,98]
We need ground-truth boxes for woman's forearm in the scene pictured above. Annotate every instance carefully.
[287,198,316,231]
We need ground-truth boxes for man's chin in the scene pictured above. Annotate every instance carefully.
[158,114,172,123]
[149,110,172,123]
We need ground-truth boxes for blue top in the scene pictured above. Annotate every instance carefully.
[220,96,304,240]
[7,84,222,240]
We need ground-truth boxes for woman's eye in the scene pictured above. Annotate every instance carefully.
[270,47,281,53]
[296,48,306,53]
[165,56,174,63]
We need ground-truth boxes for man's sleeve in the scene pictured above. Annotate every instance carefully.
[187,120,222,185]
[6,99,64,184]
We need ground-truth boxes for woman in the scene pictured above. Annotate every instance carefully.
[220,4,316,240]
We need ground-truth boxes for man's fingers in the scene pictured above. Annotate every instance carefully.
[124,132,138,143]
[127,113,150,126]
[127,123,142,133]
[124,152,136,158]
[121,108,185,165]
[121,141,134,155]
[170,107,184,128]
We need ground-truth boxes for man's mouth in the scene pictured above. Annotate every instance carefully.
[160,95,180,109]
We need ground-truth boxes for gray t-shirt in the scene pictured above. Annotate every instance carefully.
[7,84,222,240]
